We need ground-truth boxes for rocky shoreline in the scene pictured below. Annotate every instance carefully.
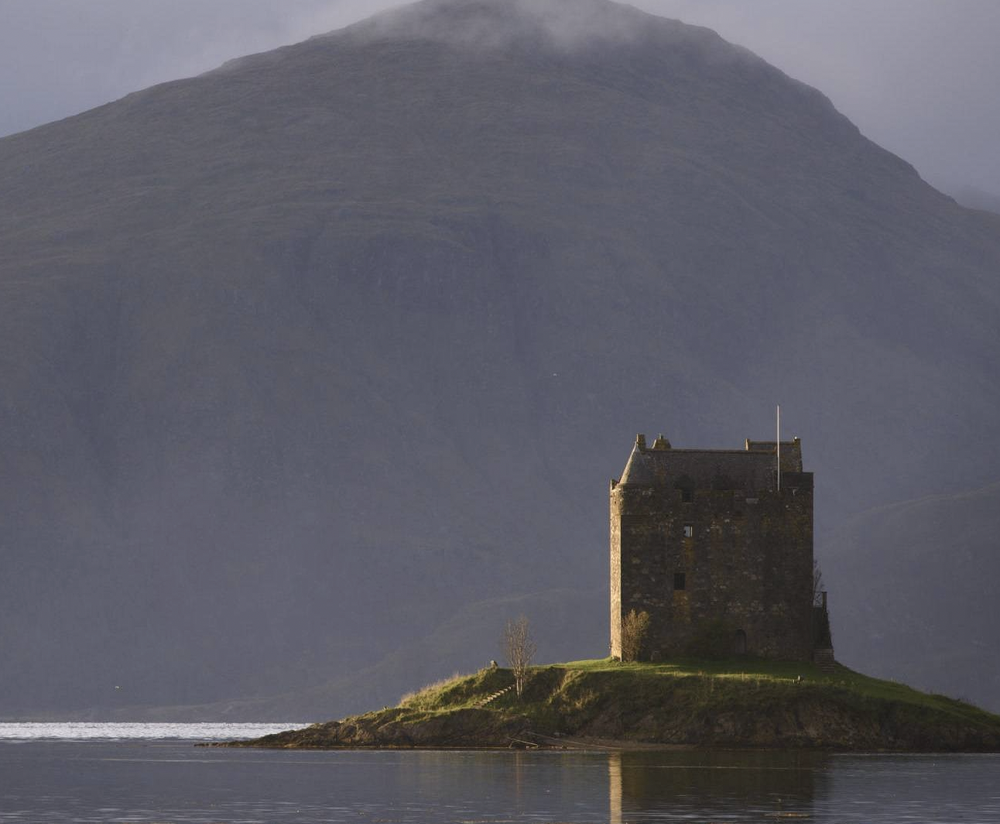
[216,662,1000,752]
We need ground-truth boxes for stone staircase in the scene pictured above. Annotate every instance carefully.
[476,684,515,708]
[813,648,837,673]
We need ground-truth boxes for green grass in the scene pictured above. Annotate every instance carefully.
[391,657,1000,731]
[246,656,1000,751]
[557,658,998,723]
[397,666,515,712]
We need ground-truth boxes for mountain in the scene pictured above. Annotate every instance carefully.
[954,186,1000,216]
[1,0,999,718]
[821,483,1000,710]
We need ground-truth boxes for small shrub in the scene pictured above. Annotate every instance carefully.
[620,609,651,662]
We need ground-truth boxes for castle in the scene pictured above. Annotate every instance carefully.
[610,434,832,663]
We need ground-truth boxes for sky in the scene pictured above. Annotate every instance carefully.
[1,0,999,198]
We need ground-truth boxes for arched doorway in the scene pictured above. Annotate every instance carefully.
[733,629,747,655]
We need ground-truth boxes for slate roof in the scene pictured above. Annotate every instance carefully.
[616,438,805,491]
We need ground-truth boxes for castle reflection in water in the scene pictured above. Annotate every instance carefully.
[607,749,826,823]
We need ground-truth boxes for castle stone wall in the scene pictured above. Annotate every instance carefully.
[610,438,814,662]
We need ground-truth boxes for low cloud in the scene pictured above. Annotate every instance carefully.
[2,0,999,197]
[351,0,737,58]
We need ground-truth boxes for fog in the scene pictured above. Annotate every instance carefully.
[2,0,998,198]
[354,0,676,52]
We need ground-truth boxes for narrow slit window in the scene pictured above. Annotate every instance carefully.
[673,572,686,591]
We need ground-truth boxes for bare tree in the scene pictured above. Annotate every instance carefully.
[502,615,537,698]
[620,609,651,662]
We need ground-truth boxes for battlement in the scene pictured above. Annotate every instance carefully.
[746,437,803,473]
[615,434,809,492]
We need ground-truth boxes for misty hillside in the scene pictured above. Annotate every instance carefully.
[2,0,999,718]
[823,483,1000,707]
[955,186,1000,216]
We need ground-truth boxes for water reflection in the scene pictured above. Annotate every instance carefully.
[610,752,623,823]
[2,739,998,823]
[608,750,827,822]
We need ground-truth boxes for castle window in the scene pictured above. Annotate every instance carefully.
[673,572,686,591]
[683,524,694,538]
[681,488,693,503]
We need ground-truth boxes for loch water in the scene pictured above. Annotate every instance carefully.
[1,724,998,823]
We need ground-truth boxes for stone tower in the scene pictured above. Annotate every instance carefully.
[610,434,821,661]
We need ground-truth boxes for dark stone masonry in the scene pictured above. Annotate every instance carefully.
[610,434,831,662]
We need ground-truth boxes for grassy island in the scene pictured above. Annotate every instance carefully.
[230,658,1000,752]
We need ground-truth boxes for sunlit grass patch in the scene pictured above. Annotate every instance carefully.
[399,672,470,708]
[398,667,514,711]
